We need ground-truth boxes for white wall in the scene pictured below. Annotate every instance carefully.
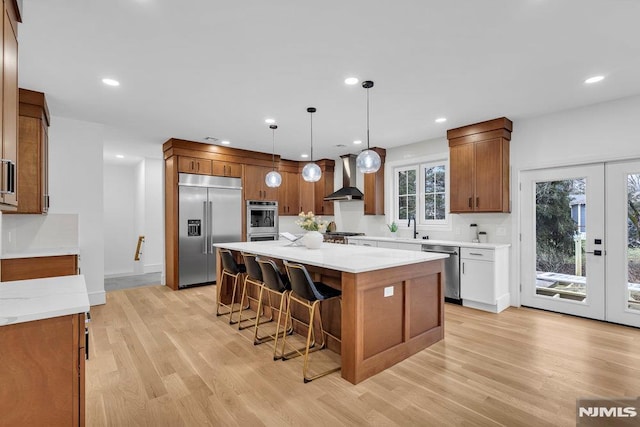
[49,117,105,305]
[144,158,164,274]
[103,163,136,276]
[103,158,164,277]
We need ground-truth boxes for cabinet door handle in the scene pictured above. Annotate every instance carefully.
[468,197,472,208]
[191,160,195,171]
[462,262,465,274]
[469,252,483,256]
[476,197,479,208]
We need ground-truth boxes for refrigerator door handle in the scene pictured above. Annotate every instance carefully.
[203,201,208,254]
[209,201,214,253]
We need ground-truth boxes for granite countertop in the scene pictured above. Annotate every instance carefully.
[345,236,510,249]
[0,275,89,326]
[214,240,448,273]
[0,247,80,260]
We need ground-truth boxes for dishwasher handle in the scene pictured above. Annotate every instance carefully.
[422,248,458,255]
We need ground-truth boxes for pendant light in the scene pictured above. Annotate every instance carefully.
[356,80,381,174]
[302,107,322,182]
[265,124,282,188]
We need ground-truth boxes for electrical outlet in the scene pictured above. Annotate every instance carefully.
[384,286,394,297]
[496,227,507,236]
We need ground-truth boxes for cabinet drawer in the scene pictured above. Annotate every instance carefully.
[0,255,78,282]
[461,248,494,261]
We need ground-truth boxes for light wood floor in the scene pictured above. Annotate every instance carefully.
[86,284,640,426]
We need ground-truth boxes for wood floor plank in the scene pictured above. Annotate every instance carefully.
[85,284,640,426]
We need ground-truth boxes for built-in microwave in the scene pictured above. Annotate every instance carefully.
[246,200,278,240]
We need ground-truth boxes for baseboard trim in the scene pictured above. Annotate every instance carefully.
[89,290,106,306]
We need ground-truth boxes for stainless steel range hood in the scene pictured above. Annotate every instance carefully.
[324,155,364,201]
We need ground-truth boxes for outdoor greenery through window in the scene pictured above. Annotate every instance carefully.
[395,161,448,225]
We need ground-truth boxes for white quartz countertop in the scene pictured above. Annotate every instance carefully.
[214,241,448,273]
[1,247,80,260]
[0,275,89,326]
[346,236,510,249]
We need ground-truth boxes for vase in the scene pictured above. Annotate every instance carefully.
[303,230,323,249]
[390,231,397,238]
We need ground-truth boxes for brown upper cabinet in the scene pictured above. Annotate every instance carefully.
[212,160,241,178]
[313,160,335,216]
[364,147,386,215]
[15,88,50,214]
[0,1,20,210]
[244,165,278,201]
[447,117,512,213]
[278,160,300,215]
[178,156,212,175]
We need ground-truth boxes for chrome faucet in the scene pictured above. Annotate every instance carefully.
[408,214,418,239]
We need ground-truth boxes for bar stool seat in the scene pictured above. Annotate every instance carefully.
[216,249,246,324]
[282,260,341,383]
[256,258,292,359]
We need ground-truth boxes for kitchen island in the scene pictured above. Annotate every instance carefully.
[214,240,447,384]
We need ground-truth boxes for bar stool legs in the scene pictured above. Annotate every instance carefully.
[216,249,246,324]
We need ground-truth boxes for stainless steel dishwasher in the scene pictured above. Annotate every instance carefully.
[422,244,461,303]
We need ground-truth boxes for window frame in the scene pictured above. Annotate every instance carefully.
[390,155,451,230]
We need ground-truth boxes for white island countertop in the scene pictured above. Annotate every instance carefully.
[0,275,89,326]
[214,241,448,273]
[1,247,80,260]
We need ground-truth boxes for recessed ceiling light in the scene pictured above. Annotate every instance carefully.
[301,154,309,158]
[353,140,363,145]
[221,140,231,145]
[265,118,276,124]
[435,117,447,123]
[584,75,605,84]
[345,77,359,85]
[102,78,120,87]
[116,154,124,159]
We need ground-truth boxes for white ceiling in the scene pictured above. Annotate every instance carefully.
[18,0,640,163]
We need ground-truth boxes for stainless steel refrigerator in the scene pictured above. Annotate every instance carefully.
[178,173,242,288]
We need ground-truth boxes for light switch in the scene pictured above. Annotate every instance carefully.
[384,286,394,297]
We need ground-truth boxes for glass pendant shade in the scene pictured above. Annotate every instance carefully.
[264,124,282,188]
[357,80,381,174]
[356,149,381,174]
[265,170,282,187]
[302,162,322,182]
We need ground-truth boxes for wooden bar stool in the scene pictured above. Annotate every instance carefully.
[237,253,269,330]
[256,258,292,359]
[282,260,341,383]
[216,249,246,324]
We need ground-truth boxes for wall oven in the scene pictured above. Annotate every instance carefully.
[246,200,278,241]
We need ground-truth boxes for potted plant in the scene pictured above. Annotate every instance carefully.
[387,221,398,238]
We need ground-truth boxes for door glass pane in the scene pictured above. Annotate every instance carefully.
[535,179,586,301]
[627,173,640,311]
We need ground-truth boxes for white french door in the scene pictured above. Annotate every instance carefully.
[605,160,640,327]
[520,164,605,320]
[521,161,640,328]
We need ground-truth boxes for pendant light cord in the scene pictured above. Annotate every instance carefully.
[271,127,276,171]
[310,111,314,161]
[366,87,370,150]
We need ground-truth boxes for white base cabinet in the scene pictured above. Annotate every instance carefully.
[460,247,510,313]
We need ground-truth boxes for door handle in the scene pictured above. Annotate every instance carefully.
[476,197,479,208]
[203,201,208,254]
[586,250,603,256]
[209,201,214,253]
[468,197,472,208]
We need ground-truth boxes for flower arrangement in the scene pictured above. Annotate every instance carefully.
[296,211,328,232]
[387,221,398,232]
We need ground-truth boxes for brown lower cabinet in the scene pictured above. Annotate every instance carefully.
[0,254,78,282]
[0,313,85,426]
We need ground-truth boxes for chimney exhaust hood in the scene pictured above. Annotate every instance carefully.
[324,155,364,201]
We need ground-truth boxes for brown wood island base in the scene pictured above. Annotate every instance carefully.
[214,241,446,384]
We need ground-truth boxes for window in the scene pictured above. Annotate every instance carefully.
[394,160,449,226]
[396,166,417,221]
